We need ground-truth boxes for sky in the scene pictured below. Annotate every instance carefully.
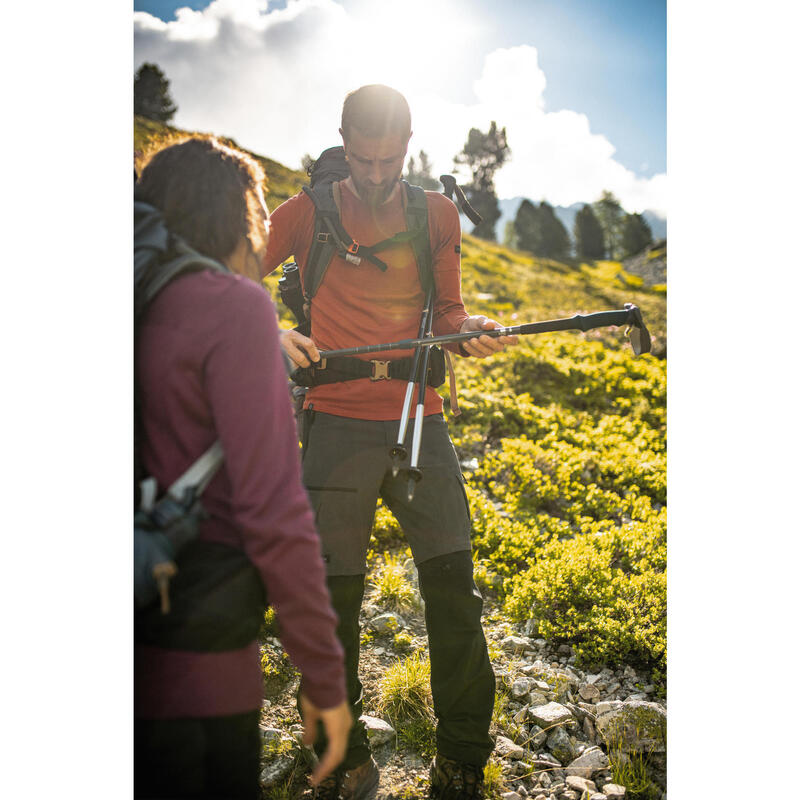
[134,0,666,215]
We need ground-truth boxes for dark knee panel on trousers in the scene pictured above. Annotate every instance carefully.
[417,550,495,766]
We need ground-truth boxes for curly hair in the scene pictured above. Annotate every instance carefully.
[136,137,267,262]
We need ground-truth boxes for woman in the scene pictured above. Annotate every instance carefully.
[134,137,350,798]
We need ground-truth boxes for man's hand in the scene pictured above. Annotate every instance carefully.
[459,315,519,358]
[280,329,320,368]
[299,694,352,787]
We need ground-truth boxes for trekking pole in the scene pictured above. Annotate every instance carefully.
[404,294,437,501]
[315,304,652,359]
[390,285,435,477]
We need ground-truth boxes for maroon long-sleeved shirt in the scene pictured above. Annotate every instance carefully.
[135,269,346,718]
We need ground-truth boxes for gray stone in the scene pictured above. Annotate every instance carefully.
[259,726,282,745]
[565,747,610,778]
[361,603,380,618]
[579,684,601,702]
[562,791,580,800]
[529,702,574,729]
[602,784,626,799]
[501,793,522,800]
[529,691,549,707]
[260,755,294,787]
[502,635,532,654]
[546,726,576,765]
[582,716,596,742]
[496,735,526,760]
[595,700,666,755]
[513,678,532,698]
[529,724,547,748]
[533,679,551,691]
[514,705,530,724]
[566,775,597,794]
[590,795,608,800]
[360,714,396,747]
[369,612,406,634]
[595,701,623,717]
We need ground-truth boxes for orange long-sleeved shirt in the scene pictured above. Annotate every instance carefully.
[264,182,469,419]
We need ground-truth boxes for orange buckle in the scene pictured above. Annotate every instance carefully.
[370,360,391,381]
[347,241,360,255]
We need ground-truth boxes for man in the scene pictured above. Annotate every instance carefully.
[263,85,517,800]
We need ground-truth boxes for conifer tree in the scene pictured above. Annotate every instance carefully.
[454,121,510,240]
[513,199,539,252]
[405,150,440,190]
[514,199,570,259]
[592,191,625,259]
[134,63,178,123]
[621,212,654,258]
[574,204,606,259]
[536,201,570,259]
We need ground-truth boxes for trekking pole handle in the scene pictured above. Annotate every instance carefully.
[318,307,646,359]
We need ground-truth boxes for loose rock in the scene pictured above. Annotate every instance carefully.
[360,714,396,748]
[529,702,574,729]
[369,612,407,634]
[566,775,597,794]
[565,747,610,778]
[496,735,526,761]
[595,700,666,754]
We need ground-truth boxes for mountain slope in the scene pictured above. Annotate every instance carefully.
[133,117,667,800]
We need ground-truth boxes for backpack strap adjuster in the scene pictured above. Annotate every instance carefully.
[370,360,391,381]
[316,232,331,243]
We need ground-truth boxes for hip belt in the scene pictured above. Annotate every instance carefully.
[291,346,446,388]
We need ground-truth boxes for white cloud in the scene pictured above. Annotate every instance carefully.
[134,1,666,216]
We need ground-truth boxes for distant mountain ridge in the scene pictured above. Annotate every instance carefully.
[494,197,667,247]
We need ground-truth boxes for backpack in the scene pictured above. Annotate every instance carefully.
[301,145,434,301]
[133,200,265,650]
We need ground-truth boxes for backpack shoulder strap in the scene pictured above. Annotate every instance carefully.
[302,182,342,301]
[403,181,433,296]
[134,201,229,324]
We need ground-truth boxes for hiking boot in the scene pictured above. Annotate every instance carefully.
[428,755,485,799]
[313,756,380,800]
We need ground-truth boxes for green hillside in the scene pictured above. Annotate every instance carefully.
[135,118,667,796]
[134,116,306,209]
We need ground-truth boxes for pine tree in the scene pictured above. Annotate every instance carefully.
[537,201,570,259]
[134,63,178,123]
[514,199,570,259]
[405,150,440,190]
[592,191,625,259]
[574,204,606,259]
[454,121,510,240]
[513,199,539,252]
[621,213,654,258]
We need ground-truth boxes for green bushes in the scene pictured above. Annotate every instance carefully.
[446,306,666,689]
[502,512,666,678]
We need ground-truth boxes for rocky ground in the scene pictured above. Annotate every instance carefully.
[257,560,667,800]
[621,240,666,288]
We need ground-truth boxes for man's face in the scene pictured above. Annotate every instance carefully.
[341,127,410,207]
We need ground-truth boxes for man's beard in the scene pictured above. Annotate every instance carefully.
[352,174,400,207]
